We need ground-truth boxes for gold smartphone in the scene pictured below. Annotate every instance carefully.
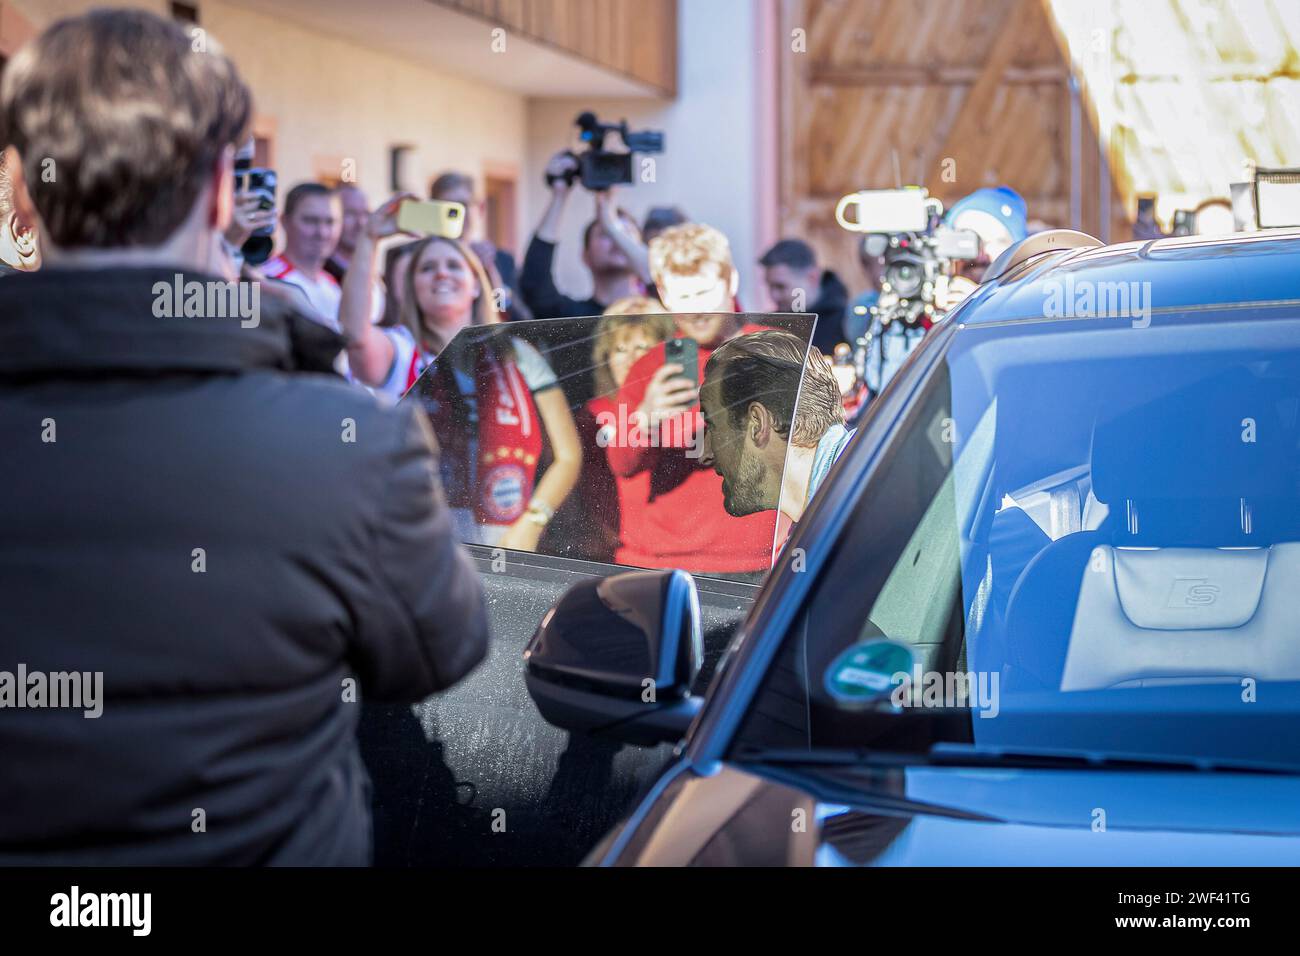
[396,199,466,239]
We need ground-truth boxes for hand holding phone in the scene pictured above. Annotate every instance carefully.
[662,337,699,386]
[639,364,698,427]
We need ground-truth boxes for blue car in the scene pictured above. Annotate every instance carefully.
[522,229,1300,866]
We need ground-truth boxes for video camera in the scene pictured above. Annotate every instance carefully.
[836,187,980,329]
[546,112,665,192]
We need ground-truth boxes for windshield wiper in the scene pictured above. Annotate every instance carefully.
[737,745,1298,776]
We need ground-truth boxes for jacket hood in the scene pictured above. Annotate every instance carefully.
[0,266,343,377]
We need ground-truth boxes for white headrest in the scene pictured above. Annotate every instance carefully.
[1113,547,1267,630]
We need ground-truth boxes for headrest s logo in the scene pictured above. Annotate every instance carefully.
[1165,577,1220,608]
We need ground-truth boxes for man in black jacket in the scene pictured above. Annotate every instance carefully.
[0,9,488,865]
[758,238,850,355]
[520,151,645,318]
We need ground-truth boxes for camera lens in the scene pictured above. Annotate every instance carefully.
[888,261,923,299]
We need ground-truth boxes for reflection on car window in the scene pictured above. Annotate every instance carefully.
[402,313,816,581]
[735,311,1300,769]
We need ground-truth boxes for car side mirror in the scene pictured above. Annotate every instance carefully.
[524,569,704,746]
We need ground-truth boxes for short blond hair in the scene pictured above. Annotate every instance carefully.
[602,295,667,316]
[649,223,734,287]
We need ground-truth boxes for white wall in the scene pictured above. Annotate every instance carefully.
[523,0,771,309]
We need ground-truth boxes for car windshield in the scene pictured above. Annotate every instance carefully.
[401,313,816,583]
[734,304,1300,771]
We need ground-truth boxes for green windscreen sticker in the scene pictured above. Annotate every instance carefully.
[824,638,915,705]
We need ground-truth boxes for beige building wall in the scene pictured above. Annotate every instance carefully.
[10,0,531,254]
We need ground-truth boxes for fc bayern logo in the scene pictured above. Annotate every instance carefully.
[481,463,528,522]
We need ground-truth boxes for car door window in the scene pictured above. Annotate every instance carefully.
[732,310,1300,771]
[402,313,816,583]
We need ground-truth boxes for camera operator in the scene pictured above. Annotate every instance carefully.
[944,185,1027,284]
[758,238,849,354]
[520,150,645,319]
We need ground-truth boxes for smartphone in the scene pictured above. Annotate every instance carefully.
[663,337,699,386]
[397,199,465,239]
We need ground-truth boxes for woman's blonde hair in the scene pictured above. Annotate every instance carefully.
[399,235,502,355]
[591,312,675,398]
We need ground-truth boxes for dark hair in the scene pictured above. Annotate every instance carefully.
[284,182,336,219]
[705,329,843,447]
[759,238,817,271]
[430,171,474,200]
[642,205,688,240]
[379,240,419,329]
[0,8,251,248]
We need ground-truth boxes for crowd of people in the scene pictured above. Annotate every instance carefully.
[205,144,1046,578]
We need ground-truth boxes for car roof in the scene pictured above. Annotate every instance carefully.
[957,228,1300,325]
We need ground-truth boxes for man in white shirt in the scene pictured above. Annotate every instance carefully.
[263,182,343,331]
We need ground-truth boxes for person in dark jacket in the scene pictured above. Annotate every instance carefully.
[0,8,488,865]
[758,238,850,355]
[519,151,645,319]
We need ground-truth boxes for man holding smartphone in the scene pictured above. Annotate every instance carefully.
[606,223,776,578]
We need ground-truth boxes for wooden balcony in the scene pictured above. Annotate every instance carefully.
[430,0,678,97]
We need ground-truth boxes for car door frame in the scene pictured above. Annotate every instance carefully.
[588,318,963,865]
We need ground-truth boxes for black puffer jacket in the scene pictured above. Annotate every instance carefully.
[0,267,489,864]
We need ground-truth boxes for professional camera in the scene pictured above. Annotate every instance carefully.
[836,187,980,329]
[546,112,665,192]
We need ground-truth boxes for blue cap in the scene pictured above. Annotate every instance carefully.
[943,186,1028,243]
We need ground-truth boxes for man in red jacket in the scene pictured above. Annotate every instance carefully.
[607,224,777,578]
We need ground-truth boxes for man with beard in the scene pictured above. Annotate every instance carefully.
[698,330,854,525]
